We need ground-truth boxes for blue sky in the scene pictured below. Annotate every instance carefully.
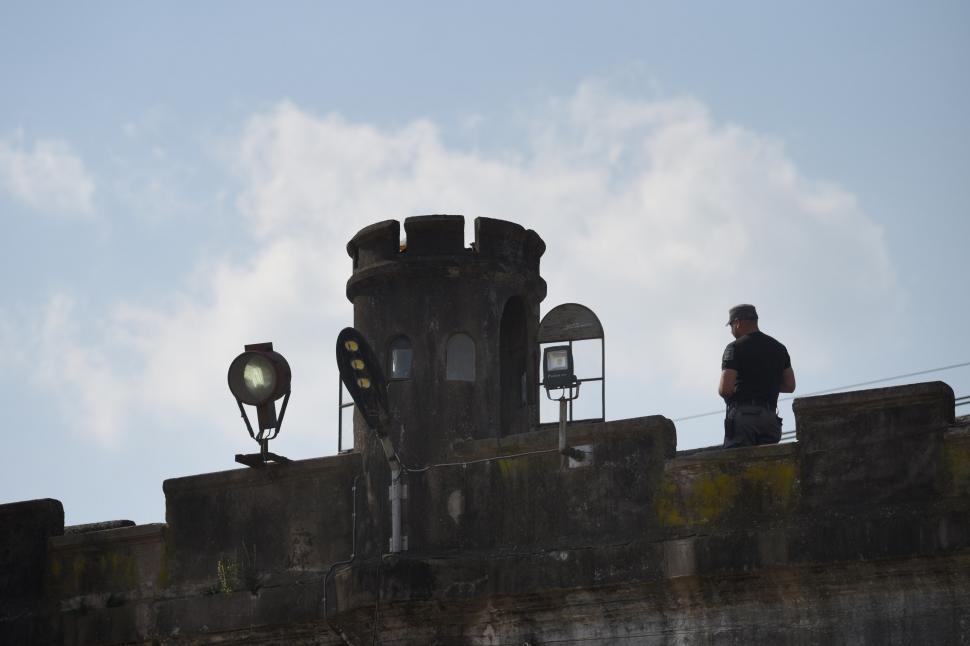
[2,2,968,525]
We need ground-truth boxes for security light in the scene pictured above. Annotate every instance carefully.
[543,345,577,391]
[227,342,291,467]
[542,344,585,466]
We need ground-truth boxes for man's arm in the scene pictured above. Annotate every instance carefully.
[719,369,737,399]
[779,367,796,393]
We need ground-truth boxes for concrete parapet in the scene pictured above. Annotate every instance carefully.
[48,523,166,599]
[0,498,63,644]
[405,416,675,554]
[4,382,970,644]
[345,219,399,271]
[655,442,799,530]
[162,453,361,588]
[0,498,63,605]
[794,381,954,506]
[474,216,545,270]
[345,215,546,290]
[48,524,166,646]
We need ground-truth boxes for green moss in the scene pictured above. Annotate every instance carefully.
[655,458,798,527]
[741,461,798,509]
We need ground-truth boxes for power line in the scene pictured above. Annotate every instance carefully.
[671,360,970,423]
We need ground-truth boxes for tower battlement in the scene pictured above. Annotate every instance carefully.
[345,215,545,280]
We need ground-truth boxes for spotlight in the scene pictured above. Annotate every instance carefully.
[227,342,291,467]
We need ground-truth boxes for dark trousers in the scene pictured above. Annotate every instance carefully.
[723,405,782,448]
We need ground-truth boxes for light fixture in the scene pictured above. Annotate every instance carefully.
[228,342,291,467]
[542,344,585,466]
[335,327,405,553]
[335,328,390,434]
[543,345,578,391]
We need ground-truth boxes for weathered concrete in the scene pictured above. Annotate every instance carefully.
[3,384,969,644]
[3,216,969,644]
[0,498,63,644]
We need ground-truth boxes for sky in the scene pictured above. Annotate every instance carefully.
[1,2,968,525]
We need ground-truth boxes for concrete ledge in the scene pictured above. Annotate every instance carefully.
[50,523,166,550]
[162,452,358,495]
[452,415,677,460]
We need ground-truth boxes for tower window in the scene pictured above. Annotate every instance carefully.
[388,335,412,380]
[446,333,475,382]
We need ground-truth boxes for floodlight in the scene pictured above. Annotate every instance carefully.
[227,342,291,467]
[542,345,585,466]
[543,345,578,391]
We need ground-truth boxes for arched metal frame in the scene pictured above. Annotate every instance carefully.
[537,303,605,423]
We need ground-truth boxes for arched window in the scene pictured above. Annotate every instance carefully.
[388,335,412,380]
[446,333,475,382]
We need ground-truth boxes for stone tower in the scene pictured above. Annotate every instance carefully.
[345,215,546,465]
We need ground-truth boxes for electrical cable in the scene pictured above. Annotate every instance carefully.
[397,447,560,475]
[322,475,360,644]
[671,360,970,422]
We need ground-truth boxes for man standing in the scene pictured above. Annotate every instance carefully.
[719,304,796,448]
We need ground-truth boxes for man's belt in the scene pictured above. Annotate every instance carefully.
[730,399,775,410]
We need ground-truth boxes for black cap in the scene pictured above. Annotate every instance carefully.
[726,304,758,325]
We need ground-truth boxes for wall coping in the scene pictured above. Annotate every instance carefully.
[792,380,954,418]
[450,415,676,460]
[162,451,361,496]
[49,523,166,551]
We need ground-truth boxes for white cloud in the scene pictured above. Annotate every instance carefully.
[0,134,95,214]
[15,83,900,450]
[26,294,128,447]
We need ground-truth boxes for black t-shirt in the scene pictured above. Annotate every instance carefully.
[721,331,791,408]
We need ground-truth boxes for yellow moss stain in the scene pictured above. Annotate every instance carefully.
[156,558,170,589]
[108,552,136,585]
[655,480,686,526]
[740,461,798,509]
[48,557,62,579]
[496,456,532,479]
[655,458,798,527]
[945,440,970,495]
[157,529,173,589]
[71,555,87,583]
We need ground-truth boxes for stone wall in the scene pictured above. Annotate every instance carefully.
[2,381,969,644]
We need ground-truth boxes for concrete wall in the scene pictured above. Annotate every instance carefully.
[2,381,969,644]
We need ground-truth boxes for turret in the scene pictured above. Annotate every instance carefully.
[345,215,546,465]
